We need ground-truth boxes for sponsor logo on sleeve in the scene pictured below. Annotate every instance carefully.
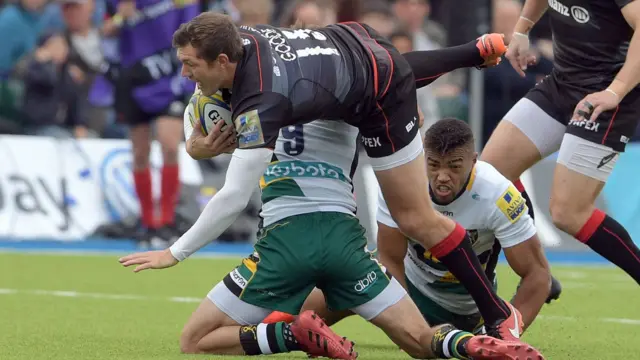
[495,185,526,223]
[234,110,265,148]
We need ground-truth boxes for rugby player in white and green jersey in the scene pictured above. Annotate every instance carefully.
[267,118,552,336]
[375,118,552,334]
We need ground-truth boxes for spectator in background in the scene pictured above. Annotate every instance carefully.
[279,0,337,27]
[207,0,241,22]
[389,0,444,127]
[335,0,360,23]
[235,0,273,27]
[58,0,110,137]
[17,33,88,138]
[0,0,49,74]
[482,0,553,147]
[392,0,445,47]
[358,0,395,38]
[102,0,199,245]
[389,27,413,58]
[40,0,106,32]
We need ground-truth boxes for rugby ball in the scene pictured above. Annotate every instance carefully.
[187,91,233,135]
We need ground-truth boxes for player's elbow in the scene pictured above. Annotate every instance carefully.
[220,185,253,213]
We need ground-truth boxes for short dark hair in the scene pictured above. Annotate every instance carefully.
[172,12,244,62]
[424,118,475,155]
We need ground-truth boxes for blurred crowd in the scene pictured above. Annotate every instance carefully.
[0,0,561,145]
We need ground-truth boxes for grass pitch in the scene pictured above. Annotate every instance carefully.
[1,252,638,359]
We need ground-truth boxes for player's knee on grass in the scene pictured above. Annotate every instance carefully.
[179,293,252,354]
[368,294,436,359]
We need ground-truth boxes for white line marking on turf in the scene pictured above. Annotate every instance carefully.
[537,315,577,321]
[602,318,640,325]
[0,288,184,302]
[169,297,201,303]
[0,248,244,259]
[1,288,639,327]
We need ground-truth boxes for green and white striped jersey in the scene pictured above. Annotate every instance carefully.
[260,121,360,226]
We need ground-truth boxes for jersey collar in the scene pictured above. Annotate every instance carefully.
[429,165,476,206]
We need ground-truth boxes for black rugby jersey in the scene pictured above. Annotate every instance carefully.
[228,24,380,149]
[547,0,634,77]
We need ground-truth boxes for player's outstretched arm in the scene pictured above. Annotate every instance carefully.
[491,184,550,331]
[404,33,507,89]
[503,235,550,331]
[119,148,273,272]
[506,0,549,77]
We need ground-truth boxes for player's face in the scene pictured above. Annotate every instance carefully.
[177,45,224,96]
[425,146,477,204]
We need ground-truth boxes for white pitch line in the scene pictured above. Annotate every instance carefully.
[601,318,640,325]
[0,248,244,259]
[0,288,197,303]
[1,288,638,327]
[537,315,577,322]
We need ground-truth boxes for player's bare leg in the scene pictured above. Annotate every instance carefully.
[481,101,566,303]
[375,153,452,245]
[180,298,245,355]
[479,120,542,182]
[550,136,640,284]
[180,289,356,359]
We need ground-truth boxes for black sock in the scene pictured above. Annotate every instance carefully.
[404,41,482,89]
[430,224,510,325]
[239,322,301,355]
[576,209,640,284]
[431,324,474,359]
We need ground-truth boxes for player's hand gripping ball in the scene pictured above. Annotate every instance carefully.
[187,91,233,135]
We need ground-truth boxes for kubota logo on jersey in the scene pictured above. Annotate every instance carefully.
[354,271,378,293]
[261,160,349,188]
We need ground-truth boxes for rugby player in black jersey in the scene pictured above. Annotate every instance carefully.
[119,13,545,360]
[481,0,640,285]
